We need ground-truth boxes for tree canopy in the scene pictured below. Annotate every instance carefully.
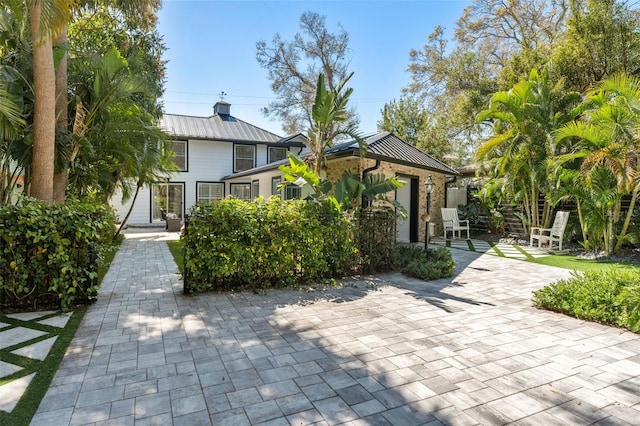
[0,0,170,205]
[256,11,358,136]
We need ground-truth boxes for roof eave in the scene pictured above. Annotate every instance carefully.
[326,149,460,176]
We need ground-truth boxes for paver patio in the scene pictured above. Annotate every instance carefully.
[31,231,640,425]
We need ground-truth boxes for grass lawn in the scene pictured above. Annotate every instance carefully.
[0,240,120,426]
[167,240,184,275]
[527,253,640,273]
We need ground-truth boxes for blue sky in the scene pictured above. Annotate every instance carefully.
[158,0,473,136]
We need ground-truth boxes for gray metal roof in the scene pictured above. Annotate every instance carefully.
[222,132,458,180]
[327,132,459,175]
[160,113,285,143]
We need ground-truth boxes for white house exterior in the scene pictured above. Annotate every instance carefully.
[111,102,307,226]
[111,103,459,244]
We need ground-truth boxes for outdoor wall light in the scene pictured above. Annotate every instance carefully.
[424,175,434,250]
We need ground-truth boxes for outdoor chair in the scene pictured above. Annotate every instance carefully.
[441,207,470,239]
[165,212,181,232]
[530,211,570,251]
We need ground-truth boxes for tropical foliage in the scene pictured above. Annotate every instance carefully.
[306,72,364,176]
[0,0,170,205]
[476,67,580,234]
[555,74,640,254]
[533,269,640,333]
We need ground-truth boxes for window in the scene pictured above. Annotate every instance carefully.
[234,144,255,172]
[284,184,302,200]
[197,182,224,203]
[252,180,260,199]
[271,177,281,196]
[268,146,288,163]
[230,183,251,201]
[169,140,187,171]
[152,183,184,222]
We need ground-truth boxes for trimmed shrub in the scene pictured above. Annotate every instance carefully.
[392,245,456,281]
[183,197,358,292]
[533,269,640,333]
[0,198,115,311]
[357,209,396,273]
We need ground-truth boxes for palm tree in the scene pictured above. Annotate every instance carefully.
[307,72,364,176]
[113,125,178,239]
[27,0,71,203]
[555,73,640,254]
[476,67,580,234]
[52,0,163,202]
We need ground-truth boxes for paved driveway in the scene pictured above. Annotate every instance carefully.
[33,232,640,425]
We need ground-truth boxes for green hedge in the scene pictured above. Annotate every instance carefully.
[357,209,396,273]
[0,198,115,311]
[533,269,640,333]
[183,198,358,292]
[392,244,456,280]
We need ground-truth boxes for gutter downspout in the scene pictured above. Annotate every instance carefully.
[444,175,457,208]
[361,159,381,208]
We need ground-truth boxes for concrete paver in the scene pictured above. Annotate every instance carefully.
[32,230,640,425]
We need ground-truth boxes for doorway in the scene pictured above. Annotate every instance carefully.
[151,182,184,222]
[396,176,419,243]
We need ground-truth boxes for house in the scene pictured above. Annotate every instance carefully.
[111,101,307,226]
[222,132,458,243]
[111,103,458,243]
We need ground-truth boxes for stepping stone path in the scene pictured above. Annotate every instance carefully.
[431,237,550,260]
[0,311,73,413]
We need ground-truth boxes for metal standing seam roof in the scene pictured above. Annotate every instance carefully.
[327,132,459,175]
[222,132,459,180]
[160,113,285,143]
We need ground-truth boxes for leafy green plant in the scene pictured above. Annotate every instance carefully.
[183,197,357,293]
[357,209,397,273]
[533,269,640,333]
[392,245,455,281]
[0,197,115,310]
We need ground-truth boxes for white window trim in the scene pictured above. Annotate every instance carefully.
[197,182,224,203]
[268,146,288,163]
[170,140,188,172]
[230,183,252,201]
[234,144,255,172]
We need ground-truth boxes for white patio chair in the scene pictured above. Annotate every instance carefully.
[530,211,570,251]
[441,208,470,239]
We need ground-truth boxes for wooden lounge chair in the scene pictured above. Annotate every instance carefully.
[441,208,470,239]
[530,211,570,251]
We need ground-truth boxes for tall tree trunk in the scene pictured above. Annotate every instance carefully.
[113,181,142,240]
[53,26,68,203]
[614,187,639,253]
[29,5,56,204]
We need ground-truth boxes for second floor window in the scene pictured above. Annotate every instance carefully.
[234,144,255,172]
[170,140,187,171]
[268,146,288,163]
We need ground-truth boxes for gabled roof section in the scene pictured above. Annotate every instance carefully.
[160,113,285,143]
[276,133,308,144]
[222,132,458,180]
[327,132,459,175]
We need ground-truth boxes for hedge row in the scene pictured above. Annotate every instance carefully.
[183,198,364,292]
[0,198,115,311]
